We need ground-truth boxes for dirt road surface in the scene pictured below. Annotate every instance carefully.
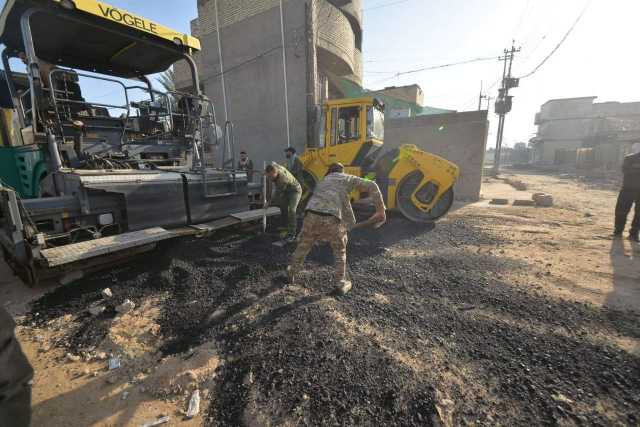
[2,172,639,426]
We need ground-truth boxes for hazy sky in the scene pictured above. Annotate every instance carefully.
[363,0,638,147]
[4,0,636,149]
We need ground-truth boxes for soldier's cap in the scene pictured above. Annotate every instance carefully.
[327,163,345,174]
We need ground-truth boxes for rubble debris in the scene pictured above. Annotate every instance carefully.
[552,393,574,404]
[505,178,528,191]
[88,305,105,316]
[108,357,121,370]
[101,288,113,299]
[122,391,129,400]
[532,192,554,207]
[65,353,81,363]
[186,389,201,419]
[513,199,536,206]
[95,351,108,360]
[139,416,170,427]
[116,299,135,314]
[490,198,509,205]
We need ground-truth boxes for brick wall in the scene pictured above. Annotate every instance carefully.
[316,0,360,77]
[197,0,281,36]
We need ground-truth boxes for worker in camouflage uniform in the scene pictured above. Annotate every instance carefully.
[265,163,302,241]
[288,163,386,295]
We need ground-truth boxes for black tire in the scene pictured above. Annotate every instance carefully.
[396,172,454,222]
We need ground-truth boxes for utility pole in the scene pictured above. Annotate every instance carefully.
[213,0,228,124]
[478,80,492,111]
[492,41,521,175]
[484,95,494,111]
[278,0,291,148]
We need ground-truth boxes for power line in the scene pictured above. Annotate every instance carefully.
[368,55,501,86]
[363,0,411,12]
[511,0,533,40]
[364,70,399,75]
[202,45,283,83]
[518,0,591,79]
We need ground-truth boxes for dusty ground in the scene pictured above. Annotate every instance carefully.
[2,171,639,426]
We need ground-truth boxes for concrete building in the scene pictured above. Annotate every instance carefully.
[370,84,424,106]
[531,97,640,166]
[174,0,363,169]
[364,84,453,119]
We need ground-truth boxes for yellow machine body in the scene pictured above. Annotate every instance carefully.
[299,97,460,221]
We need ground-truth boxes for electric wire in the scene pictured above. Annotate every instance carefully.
[363,0,411,12]
[368,56,500,86]
[517,0,591,79]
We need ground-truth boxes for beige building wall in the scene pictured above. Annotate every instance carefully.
[385,111,490,201]
[369,85,425,106]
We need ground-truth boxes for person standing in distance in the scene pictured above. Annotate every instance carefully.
[288,163,386,295]
[284,147,304,182]
[614,142,640,242]
[237,150,254,182]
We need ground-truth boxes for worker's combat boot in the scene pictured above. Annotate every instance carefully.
[335,280,352,295]
[629,232,639,242]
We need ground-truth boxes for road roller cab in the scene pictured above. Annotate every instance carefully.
[299,97,460,222]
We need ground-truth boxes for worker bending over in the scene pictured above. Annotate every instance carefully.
[614,142,640,242]
[265,163,302,242]
[288,163,386,295]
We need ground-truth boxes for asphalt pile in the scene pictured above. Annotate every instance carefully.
[28,215,640,426]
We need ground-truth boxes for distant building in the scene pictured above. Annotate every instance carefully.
[369,84,424,105]
[530,97,640,167]
[364,84,453,119]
